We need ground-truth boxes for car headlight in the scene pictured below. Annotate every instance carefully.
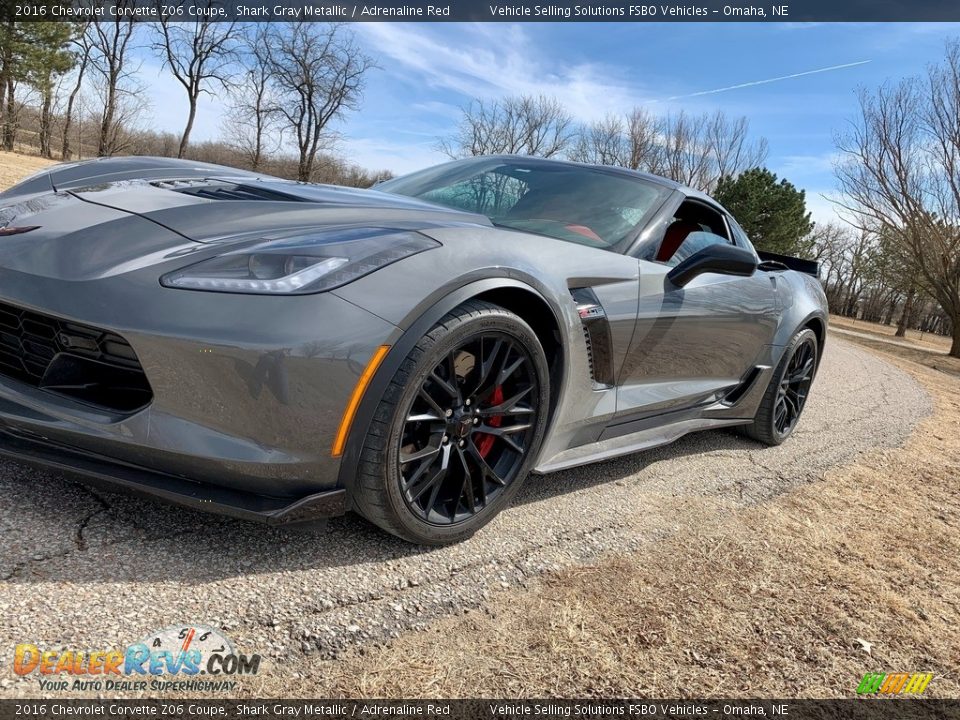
[160,227,440,295]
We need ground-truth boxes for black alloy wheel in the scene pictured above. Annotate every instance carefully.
[398,332,540,525]
[353,300,550,545]
[742,327,819,446]
[774,335,816,437]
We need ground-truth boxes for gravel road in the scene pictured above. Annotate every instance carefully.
[0,335,931,696]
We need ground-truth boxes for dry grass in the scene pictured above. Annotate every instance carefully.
[830,314,952,352]
[294,335,960,698]
[0,151,55,190]
[830,316,960,378]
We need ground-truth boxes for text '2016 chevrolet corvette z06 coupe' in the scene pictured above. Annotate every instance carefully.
[0,155,827,544]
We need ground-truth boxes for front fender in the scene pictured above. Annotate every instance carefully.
[333,276,573,497]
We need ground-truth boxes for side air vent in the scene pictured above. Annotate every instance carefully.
[152,179,305,203]
[582,324,595,379]
[570,288,615,388]
[722,365,763,406]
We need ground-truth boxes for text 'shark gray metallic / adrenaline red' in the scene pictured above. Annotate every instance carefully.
[0,155,827,544]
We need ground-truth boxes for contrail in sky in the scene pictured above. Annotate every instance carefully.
[665,60,872,100]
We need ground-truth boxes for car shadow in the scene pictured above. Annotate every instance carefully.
[2,427,762,585]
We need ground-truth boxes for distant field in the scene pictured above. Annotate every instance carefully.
[0,151,56,191]
[830,313,952,351]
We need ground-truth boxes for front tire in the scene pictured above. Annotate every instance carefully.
[743,327,818,446]
[352,300,550,545]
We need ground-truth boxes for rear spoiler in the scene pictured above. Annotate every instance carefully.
[757,250,819,278]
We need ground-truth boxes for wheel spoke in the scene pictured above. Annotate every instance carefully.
[496,355,526,386]
[478,421,532,436]
[467,442,506,486]
[476,386,533,417]
[400,444,441,465]
[402,452,436,492]
[471,337,503,396]
[411,444,451,504]
[430,370,459,401]
[774,399,788,431]
[408,451,448,503]
[789,358,814,384]
[417,388,447,419]
[449,352,467,403]
[458,445,487,506]
[407,412,442,423]
[455,447,477,514]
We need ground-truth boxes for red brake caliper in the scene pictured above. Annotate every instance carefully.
[475,385,503,458]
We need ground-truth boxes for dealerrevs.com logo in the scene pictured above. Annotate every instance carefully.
[13,624,261,693]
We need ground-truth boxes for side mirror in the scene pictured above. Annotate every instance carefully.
[667,243,758,288]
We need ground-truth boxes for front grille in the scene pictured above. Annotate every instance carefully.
[0,301,152,412]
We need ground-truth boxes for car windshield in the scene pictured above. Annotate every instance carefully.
[377,157,671,251]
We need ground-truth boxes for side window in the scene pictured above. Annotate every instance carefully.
[654,199,731,267]
[728,217,757,254]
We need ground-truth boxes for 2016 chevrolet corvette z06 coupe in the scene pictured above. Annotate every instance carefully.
[0,155,827,544]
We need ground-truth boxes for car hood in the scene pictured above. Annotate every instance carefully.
[64,177,491,243]
[0,162,490,280]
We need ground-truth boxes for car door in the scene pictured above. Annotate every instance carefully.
[616,195,779,418]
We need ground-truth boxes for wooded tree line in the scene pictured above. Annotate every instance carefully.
[0,14,380,183]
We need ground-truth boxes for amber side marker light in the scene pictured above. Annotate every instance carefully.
[332,344,391,457]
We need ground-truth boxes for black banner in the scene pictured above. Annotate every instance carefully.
[1,700,959,720]
[6,0,960,22]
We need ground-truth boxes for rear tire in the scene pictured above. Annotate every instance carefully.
[742,328,818,446]
[352,300,550,545]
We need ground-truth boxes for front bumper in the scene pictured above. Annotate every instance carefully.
[0,425,347,524]
[0,266,400,519]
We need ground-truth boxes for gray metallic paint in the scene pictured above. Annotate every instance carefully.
[0,155,828,522]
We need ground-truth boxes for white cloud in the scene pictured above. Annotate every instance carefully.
[777,152,839,177]
[355,23,641,122]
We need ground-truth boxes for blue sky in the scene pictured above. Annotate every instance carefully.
[142,22,960,223]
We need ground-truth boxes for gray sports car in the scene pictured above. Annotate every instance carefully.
[0,155,826,544]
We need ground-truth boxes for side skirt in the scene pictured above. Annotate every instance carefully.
[533,416,749,474]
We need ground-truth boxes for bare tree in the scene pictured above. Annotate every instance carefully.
[89,70,147,155]
[572,108,766,191]
[440,95,575,159]
[264,23,375,182]
[224,29,279,171]
[0,20,20,151]
[570,114,629,166]
[835,39,960,357]
[705,111,769,184]
[61,22,93,160]
[153,5,240,158]
[88,12,141,156]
